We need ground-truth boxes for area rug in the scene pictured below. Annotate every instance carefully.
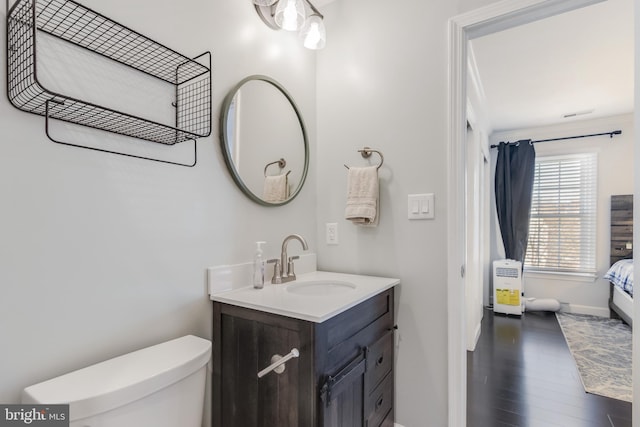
[556,312,632,402]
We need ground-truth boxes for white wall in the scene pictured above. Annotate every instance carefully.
[315,0,496,425]
[1,1,317,425]
[489,114,635,316]
[466,49,492,351]
[465,124,491,350]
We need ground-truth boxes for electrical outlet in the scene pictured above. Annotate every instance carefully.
[326,223,338,245]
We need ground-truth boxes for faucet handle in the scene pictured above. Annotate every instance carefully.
[267,258,282,284]
[287,256,300,279]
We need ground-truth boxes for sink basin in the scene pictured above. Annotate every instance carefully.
[286,280,357,296]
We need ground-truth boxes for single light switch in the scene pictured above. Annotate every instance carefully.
[421,198,430,214]
[424,193,434,219]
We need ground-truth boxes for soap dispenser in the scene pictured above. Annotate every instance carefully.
[253,241,266,289]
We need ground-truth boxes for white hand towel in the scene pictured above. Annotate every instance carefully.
[345,166,379,226]
[263,174,288,203]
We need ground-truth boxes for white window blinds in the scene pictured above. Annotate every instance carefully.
[525,153,597,274]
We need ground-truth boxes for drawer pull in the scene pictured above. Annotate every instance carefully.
[375,396,384,411]
[376,355,384,366]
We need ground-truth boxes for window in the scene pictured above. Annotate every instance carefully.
[525,153,597,274]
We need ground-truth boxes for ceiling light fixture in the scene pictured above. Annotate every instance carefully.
[253,0,326,50]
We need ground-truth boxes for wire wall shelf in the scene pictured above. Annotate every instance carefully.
[6,0,212,166]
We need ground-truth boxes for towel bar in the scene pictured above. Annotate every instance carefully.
[257,348,299,378]
[344,147,384,170]
[264,158,286,176]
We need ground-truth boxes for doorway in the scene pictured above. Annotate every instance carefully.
[447,0,637,426]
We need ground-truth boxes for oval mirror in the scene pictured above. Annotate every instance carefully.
[220,75,309,206]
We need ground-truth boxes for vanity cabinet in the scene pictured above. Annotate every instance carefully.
[212,287,395,427]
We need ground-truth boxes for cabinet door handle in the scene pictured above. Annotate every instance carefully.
[376,355,384,366]
[320,350,366,406]
[375,396,384,410]
[257,348,299,378]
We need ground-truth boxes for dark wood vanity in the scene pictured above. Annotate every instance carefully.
[212,287,395,427]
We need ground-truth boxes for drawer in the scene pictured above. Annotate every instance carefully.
[366,373,393,427]
[366,329,393,392]
[325,290,392,350]
[378,409,394,427]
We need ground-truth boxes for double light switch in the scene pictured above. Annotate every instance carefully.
[408,193,434,220]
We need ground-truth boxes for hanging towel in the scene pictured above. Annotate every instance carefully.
[263,174,289,203]
[345,166,379,226]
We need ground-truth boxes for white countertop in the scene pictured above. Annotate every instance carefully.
[209,270,399,323]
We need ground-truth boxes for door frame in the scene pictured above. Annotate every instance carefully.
[446,1,607,425]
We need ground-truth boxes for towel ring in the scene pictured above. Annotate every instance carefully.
[344,147,384,170]
[264,158,286,177]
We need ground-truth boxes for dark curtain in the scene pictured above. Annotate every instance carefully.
[495,140,536,264]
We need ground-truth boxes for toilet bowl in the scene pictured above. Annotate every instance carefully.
[22,335,211,427]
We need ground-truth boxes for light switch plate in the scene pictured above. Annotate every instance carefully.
[408,193,435,220]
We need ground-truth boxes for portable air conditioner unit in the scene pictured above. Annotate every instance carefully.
[493,259,523,315]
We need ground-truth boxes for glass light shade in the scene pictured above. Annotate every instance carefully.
[300,14,326,49]
[274,0,306,32]
[252,0,277,6]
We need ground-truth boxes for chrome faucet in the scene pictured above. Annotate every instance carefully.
[269,234,308,284]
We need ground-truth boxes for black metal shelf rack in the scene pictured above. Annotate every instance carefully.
[6,0,212,166]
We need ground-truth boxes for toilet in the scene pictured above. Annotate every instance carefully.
[22,335,211,427]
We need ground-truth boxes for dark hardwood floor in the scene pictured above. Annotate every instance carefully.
[467,309,632,427]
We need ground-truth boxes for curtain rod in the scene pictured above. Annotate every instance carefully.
[489,130,622,149]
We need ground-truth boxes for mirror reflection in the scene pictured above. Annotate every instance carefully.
[221,75,308,206]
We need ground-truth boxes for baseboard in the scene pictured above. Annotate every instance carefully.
[560,304,609,318]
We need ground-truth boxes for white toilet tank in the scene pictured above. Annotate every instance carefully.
[22,335,211,427]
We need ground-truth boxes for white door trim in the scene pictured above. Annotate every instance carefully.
[446,1,606,426]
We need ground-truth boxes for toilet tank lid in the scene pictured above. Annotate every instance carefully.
[22,335,211,421]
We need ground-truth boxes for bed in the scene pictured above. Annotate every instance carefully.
[605,258,633,326]
[606,195,633,327]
